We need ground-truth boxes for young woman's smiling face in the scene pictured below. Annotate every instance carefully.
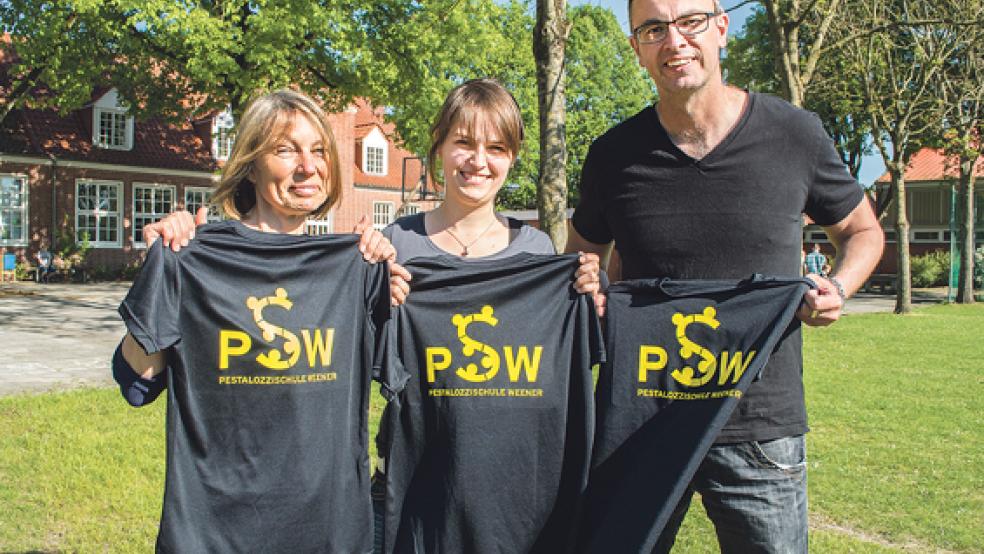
[439,114,514,209]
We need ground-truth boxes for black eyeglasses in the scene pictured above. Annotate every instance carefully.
[632,12,720,44]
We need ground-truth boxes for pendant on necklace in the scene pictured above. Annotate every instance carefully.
[461,248,469,256]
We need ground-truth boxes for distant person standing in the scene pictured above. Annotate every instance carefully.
[34,244,53,283]
[804,243,829,276]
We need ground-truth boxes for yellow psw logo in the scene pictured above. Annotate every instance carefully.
[638,307,756,387]
[426,305,543,384]
[218,288,335,370]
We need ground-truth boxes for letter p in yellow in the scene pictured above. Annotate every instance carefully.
[219,330,251,369]
[638,345,668,382]
[426,347,452,383]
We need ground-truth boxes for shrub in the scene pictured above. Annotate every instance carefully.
[53,214,91,269]
[910,251,950,287]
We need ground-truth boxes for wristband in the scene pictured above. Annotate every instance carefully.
[828,275,847,300]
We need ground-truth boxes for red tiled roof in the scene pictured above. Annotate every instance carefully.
[354,122,383,140]
[875,147,984,183]
[350,101,432,193]
[2,106,218,172]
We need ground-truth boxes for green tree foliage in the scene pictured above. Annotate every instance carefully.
[723,6,871,178]
[0,0,485,121]
[498,3,654,209]
[936,0,984,302]
[564,5,654,204]
[1,0,651,213]
[841,0,968,313]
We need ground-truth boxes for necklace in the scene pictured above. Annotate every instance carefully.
[443,216,499,256]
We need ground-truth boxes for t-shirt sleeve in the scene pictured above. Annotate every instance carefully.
[373,308,410,400]
[118,241,181,354]
[366,261,406,395]
[803,114,865,226]
[112,340,168,407]
[571,142,614,245]
[527,227,557,254]
[586,289,607,367]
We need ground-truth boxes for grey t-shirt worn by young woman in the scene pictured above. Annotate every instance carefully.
[383,212,556,263]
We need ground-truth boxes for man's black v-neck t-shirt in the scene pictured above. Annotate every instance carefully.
[573,92,863,442]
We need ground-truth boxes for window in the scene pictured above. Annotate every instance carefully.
[0,174,28,246]
[366,146,386,175]
[212,109,236,161]
[132,184,175,246]
[908,189,946,225]
[911,229,945,243]
[806,231,829,243]
[884,230,897,243]
[76,180,122,247]
[372,201,394,230]
[305,214,334,236]
[92,89,134,150]
[362,129,388,176]
[401,203,421,216]
[185,187,222,222]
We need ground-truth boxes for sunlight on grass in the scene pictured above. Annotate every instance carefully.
[1,304,981,552]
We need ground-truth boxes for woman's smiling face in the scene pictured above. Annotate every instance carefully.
[439,114,514,209]
[250,113,331,221]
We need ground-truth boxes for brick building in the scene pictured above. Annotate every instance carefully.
[0,77,439,275]
[799,149,983,275]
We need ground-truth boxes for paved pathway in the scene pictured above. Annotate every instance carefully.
[0,281,129,396]
[0,280,948,397]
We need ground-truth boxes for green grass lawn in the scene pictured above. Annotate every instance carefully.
[1,304,981,552]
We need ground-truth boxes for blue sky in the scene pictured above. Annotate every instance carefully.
[569,0,886,186]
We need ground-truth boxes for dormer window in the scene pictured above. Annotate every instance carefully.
[362,128,388,176]
[212,109,236,161]
[92,89,134,150]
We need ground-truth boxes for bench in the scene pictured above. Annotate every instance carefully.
[864,274,896,293]
[27,265,84,283]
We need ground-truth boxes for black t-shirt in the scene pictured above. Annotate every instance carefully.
[581,276,811,552]
[572,92,863,442]
[119,221,390,553]
[380,253,605,554]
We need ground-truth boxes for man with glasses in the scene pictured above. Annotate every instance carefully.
[567,0,884,551]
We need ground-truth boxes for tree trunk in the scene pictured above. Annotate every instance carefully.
[533,0,570,251]
[956,155,977,303]
[891,168,912,313]
[763,0,804,107]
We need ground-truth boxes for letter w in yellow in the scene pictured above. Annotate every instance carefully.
[504,346,543,382]
[717,350,756,385]
[301,329,335,368]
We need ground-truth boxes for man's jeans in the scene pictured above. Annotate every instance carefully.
[654,434,808,554]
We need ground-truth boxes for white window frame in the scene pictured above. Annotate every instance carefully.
[910,228,948,243]
[372,201,395,230]
[132,183,176,247]
[305,213,334,236]
[400,203,421,216]
[362,129,388,176]
[0,173,29,247]
[92,89,134,150]
[212,109,236,161]
[184,186,222,223]
[803,229,830,244]
[75,179,123,248]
